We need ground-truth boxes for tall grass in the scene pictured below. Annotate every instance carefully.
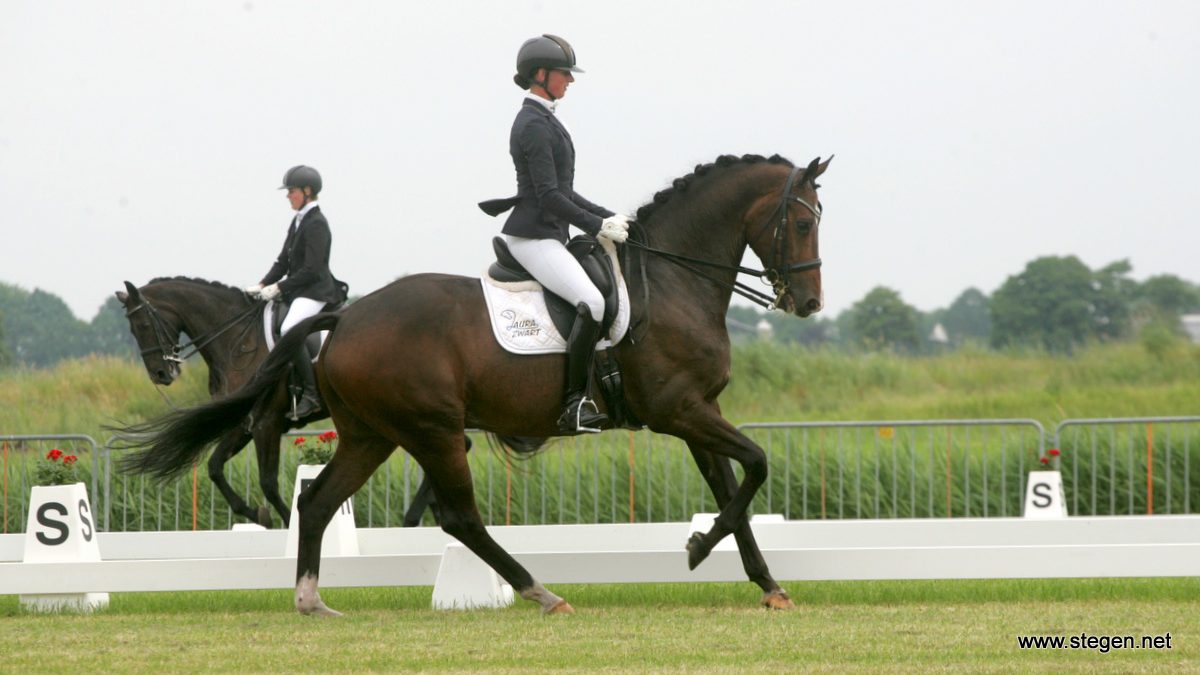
[2,341,1198,532]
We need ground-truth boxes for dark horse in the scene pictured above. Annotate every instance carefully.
[118,153,830,614]
[116,278,306,526]
[116,279,449,527]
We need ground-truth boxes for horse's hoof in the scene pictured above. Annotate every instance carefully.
[298,601,343,617]
[686,532,709,570]
[256,506,273,528]
[545,600,574,615]
[761,590,795,610]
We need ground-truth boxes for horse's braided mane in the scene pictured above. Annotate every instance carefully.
[147,276,243,295]
[634,153,794,223]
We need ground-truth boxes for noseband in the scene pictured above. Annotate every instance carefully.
[625,164,821,311]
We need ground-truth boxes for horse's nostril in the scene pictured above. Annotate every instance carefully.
[806,298,822,312]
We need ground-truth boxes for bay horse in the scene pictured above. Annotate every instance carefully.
[117,153,830,614]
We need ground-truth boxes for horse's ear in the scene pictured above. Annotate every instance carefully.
[815,155,833,178]
[803,156,832,185]
[119,280,139,305]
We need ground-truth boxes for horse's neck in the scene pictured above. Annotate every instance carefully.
[642,185,761,320]
[159,284,259,372]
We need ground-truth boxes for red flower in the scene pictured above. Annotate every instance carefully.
[1039,456,1050,465]
[294,437,307,446]
[63,455,78,465]
[1048,448,1061,457]
[319,431,337,443]
[47,449,63,461]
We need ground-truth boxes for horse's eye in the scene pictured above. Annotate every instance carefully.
[795,220,813,236]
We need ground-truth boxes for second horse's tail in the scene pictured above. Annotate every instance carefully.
[115,311,342,481]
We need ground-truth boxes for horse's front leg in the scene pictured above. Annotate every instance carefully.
[688,446,794,609]
[668,411,769,572]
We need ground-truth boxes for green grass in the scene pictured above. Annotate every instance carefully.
[0,579,1195,672]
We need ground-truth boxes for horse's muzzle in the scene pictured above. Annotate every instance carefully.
[150,362,180,385]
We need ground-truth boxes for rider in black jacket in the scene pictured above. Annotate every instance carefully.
[246,165,346,420]
[483,35,632,434]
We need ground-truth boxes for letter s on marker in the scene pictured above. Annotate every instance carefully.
[36,501,70,545]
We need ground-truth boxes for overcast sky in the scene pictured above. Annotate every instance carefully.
[2,0,1197,322]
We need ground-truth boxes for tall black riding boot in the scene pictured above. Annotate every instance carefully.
[288,344,321,421]
[557,303,609,434]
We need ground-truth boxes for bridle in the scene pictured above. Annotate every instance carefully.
[625,164,822,310]
[125,297,260,365]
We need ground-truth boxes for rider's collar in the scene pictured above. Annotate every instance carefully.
[524,92,556,113]
[294,199,320,224]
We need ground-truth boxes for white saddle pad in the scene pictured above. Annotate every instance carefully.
[481,240,631,355]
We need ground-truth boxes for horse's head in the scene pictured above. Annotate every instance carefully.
[116,280,183,385]
[744,156,831,317]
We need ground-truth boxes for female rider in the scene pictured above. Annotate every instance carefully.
[483,34,631,434]
[245,165,346,420]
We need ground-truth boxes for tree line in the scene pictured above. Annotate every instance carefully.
[727,256,1200,354]
[1,255,1198,369]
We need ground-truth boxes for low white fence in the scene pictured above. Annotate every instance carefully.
[2,516,1199,595]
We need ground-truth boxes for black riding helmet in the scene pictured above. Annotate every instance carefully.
[279,165,322,196]
[513,34,584,91]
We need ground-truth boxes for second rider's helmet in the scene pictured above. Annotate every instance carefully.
[513,34,584,89]
[279,165,322,196]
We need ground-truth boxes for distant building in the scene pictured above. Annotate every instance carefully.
[756,318,774,341]
[1182,315,1200,344]
[929,322,949,344]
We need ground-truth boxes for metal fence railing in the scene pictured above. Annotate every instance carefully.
[738,420,1046,519]
[8,417,1200,532]
[1052,416,1200,516]
[0,435,100,534]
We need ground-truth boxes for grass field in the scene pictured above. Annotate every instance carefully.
[1,579,1194,672]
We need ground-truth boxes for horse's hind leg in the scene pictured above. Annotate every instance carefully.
[293,431,392,617]
[206,427,264,525]
[414,432,572,614]
[689,447,794,609]
[253,412,292,527]
[402,475,437,527]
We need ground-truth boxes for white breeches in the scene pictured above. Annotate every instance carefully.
[281,296,326,334]
[504,235,604,322]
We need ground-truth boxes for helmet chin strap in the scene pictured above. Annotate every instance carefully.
[532,69,558,102]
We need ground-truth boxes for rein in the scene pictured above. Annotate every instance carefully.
[126,299,261,364]
[624,164,822,311]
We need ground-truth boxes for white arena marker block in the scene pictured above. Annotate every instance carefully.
[432,543,515,610]
[21,482,109,612]
[284,464,359,557]
[1023,470,1068,519]
[689,513,784,551]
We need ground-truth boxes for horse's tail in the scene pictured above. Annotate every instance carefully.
[114,312,342,482]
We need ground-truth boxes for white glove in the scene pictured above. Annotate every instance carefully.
[259,283,282,301]
[244,283,263,297]
[598,214,631,243]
